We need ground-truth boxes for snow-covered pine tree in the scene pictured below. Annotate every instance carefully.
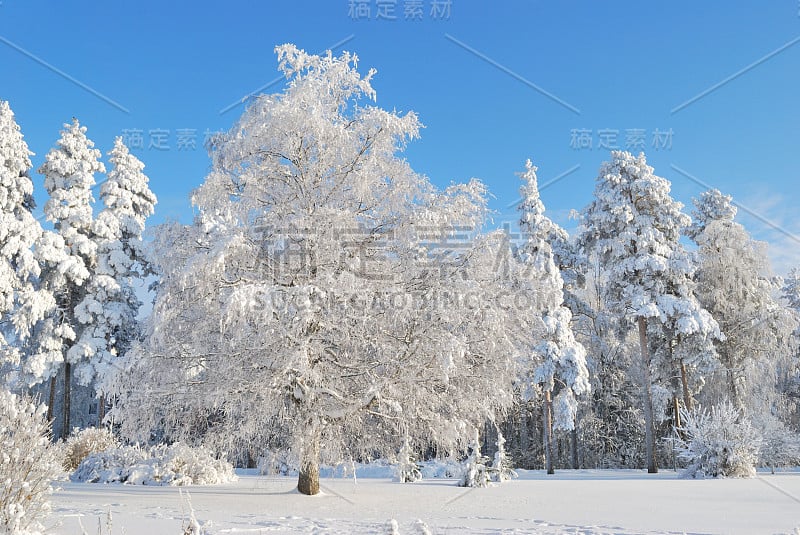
[73,137,156,419]
[490,429,517,482]
[394,436,422,483]
[517,160,590,474]
[31,118,105,439]
[577,151,717,473]
[688,189,796,431]
[0,100,54,388]
[111,45,521,495]
[645,238,720,421]
[459,429,491,488]
[569,255,646,469]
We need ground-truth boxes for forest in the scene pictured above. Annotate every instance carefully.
[1,44,799,532]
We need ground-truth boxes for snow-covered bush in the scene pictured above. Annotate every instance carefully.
[754,415,800,473]
[71,442,236,485]
[675,402,761,478]
[419,459,462,479]
[70,444,148,484]
[62,427,119,471]
[393,439,422,483]
[458,432,491,488]
[0,389,63,534]
[257,449,298,476]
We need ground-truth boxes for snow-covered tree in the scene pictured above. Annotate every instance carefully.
[490,430,517,482]
[0,101,56,389]
[72,137,156,416]
[577,151,718,473]
[110,45,521,495]
[30,118,105,439]
[516,160,590,474]
[689,189,794,415]
[570,256,646,469]
[782,268,800,312]
[459,428,491,488]
[780,268,800,410]
[645,240,720,419]
[394,436,422,483]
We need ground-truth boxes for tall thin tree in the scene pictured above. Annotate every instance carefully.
[73,137,156,420]
[577,151,716,473]
[517,160,590,474]
[33,118,104,438]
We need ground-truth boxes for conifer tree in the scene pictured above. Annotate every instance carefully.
[73,137,156,419]
[32,118,104,438]
[577,152,717,473]
[0,101,54,387]
[517,159,590,474]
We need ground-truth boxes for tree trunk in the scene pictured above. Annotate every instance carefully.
[679,359,692,412]
[98,393,106,426]
[47,376,56,423]
[728,369,743,411]
[543,390,554,475]
[297,429,321,495]
[637,317,658,474]
[519,403,529,456]
[571,427,579,469]
[61,361,71,440]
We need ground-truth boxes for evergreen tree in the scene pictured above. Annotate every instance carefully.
[394,436,422,483]
[517,160,590,474]
[490,429,517,482]
[459,429,491,488]
[31,118,105,439]
[577,151,717,473]
[0,101,54,387]
[73,137,156,417]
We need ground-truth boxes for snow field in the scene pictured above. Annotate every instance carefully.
[49,469,800,534]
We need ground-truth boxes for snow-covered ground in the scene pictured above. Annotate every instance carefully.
[49,468,800,534]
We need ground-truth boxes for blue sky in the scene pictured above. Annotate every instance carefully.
[2,1,799,273]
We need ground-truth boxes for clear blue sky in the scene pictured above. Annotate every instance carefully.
[2,1,798,273]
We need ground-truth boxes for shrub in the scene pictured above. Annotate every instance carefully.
[675,401,761,478]
[62,427,119,471]
[754,415,800,473]
[71,442,236,485]
[0,389,63,534]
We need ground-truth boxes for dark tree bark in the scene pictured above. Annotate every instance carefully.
[638,317,658,474]
[61,361,71,440]
[679,359,692,412]
[571,427,579,469]
[98,393,106,426]
[543,390,554,475]
[47,376,56,423]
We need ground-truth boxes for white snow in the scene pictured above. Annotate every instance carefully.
[48,468,800,534]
